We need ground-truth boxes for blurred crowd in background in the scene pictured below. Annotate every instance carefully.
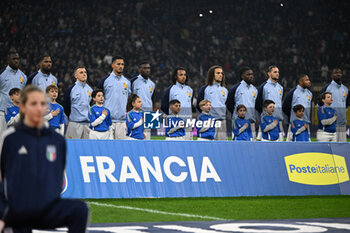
[1,0,349,107]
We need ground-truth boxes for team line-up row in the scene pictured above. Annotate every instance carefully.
[1,53,348,142]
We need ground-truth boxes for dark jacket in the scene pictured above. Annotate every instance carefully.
[0,122,66,220]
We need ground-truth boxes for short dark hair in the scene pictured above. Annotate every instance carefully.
[236,104,247,112]
[293,104,305,113]
[138,61,150,67]
[331,67,341,73]
[9,88,21,96]
[112,55,124,64]
[265,65,278,77]
[45,85,58,94]
[239,66,251,80]
[7,51,18,59]
[171,67,188,84]
[169,99,180,106]
[39,54,50,63]
[92,89,104,99]
[297,74,307,83]
[320,91,332,100]
[263,99,275,108]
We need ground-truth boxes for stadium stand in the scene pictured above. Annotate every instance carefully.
[1,0,349,107]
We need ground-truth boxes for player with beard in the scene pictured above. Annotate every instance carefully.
[226,66,258,140]
[255,65,284,140]
[98,56,131,139]
[318,68,349,142]
[131,62,155,140]
[0,51,27,137]
[197,65,228,140]
[283,74,312,141]
[27,55,57,91]
[161,67,193,140]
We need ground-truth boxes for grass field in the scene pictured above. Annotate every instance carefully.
[86,135,350,223]
[87,196,350,223]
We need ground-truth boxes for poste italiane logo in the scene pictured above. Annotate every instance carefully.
[284,153,349,185]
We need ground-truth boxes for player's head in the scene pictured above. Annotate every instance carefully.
[169,99,181,115]
[293,104,305,118]
[331,68,342,84]
[9,88,21,105]
[266,65,279,81]
[263,99,275,115]
[20,85,47,128]
[92,89,104,105]
[206,65,225,86]
[127,94,142,112]
[46,85,58,101]
[297,74,311,88]
[239,66,254,84]
[320,91,333,106]
[138,61,151,79]
[74,66,87,83]
[39,55,52,74]
[199,99,211,113]
[236,104,247,118]
[172,67,188,85]
[7,51,20,70]
[112,55,124,75]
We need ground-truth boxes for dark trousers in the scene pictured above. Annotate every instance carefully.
[4,199,88,233]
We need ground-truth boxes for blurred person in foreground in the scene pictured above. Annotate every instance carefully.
[0,85,88,232]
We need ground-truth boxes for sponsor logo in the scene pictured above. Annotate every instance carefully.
[143,110,222,129]
[284,153,349,185]
[144,110,161,129]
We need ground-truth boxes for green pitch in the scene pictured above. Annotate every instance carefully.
[87,196,350,223]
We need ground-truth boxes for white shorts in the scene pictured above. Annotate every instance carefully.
[144,128,151,140]
[184,127,193,140]
[261,138,278,142]
[250,123,256,140]
[214,119,228,140]
[336,125,347,142]
[110,122,127,139]
[65,122,90,139]
[317,130,337,142]
[197,137,212,141]
[89,130,110,139]
[286,124,292,141]
[0,111,7,138]
[166,136,185,141]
